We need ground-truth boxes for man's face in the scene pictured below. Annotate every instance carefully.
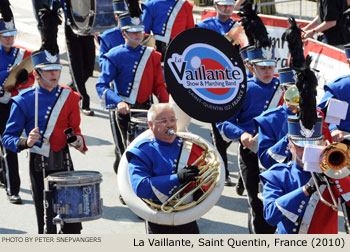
[289,141,305,166]
[124,31,143,47]
[215,4,234,16]
[253,65,275,83]
[0,34,15,49]
[149,107,177,143]
[34,69,61,90]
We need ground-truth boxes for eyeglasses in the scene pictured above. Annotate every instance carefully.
[154,118,178,125]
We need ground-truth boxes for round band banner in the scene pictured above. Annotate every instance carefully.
[164,28,247,123]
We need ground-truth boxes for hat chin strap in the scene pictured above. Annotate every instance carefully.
[36,69,60,86]
[124,32,144,45]
[0,41,14,49]
[290,143,304,166]
[253,65,270,84]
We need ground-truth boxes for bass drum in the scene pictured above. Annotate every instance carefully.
[117,129,225,226]
[64,0,117,35]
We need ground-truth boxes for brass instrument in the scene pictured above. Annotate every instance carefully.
[283,85,299,106]
[141,34,156,48]
[224,23,248,47]
[4,56,34,91]
[313,143,350,210]
[319,143,350,179]
[143,129,221,213]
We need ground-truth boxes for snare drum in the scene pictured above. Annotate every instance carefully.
[64,0,117,35]
[46,171,103,223]
[127,116,149,145]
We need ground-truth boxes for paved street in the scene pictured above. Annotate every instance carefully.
[1,0,247,234]
[0,0,345,235]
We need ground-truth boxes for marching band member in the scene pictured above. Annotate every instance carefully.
[260,20,350,234]
[216,2,281,234]
[126,103,200,234]
[196,0,237,187]
[0,0,34,204]
[254,69,298,170]
[318,43,350,144]
[2,3,87,234]
[96,5,169,172]
[240,45,253,79]
[260,60,350,233]
[141,0,194,61]
[255,75,332,171]
[64,23,95,116]
[317,43,350,233]
[216,44,279,234]
[141,0,194,132]
[32,0,96,116]
[196,0,236,36]
[260,116,350,233]
[97,0,127,68]
[255,16,332,171]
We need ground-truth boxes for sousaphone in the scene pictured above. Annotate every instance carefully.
[117,129,225,225]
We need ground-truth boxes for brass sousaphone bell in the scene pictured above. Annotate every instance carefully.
[143,129,221,213]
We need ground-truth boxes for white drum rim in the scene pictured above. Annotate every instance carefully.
[118,129,225,226]
[47,170,103,184]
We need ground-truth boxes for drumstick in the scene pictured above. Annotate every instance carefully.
[35,85,38,129]
[129,109,148,113]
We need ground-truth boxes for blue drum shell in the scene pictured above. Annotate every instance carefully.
[130,116,148,139]
[48,171,103,223]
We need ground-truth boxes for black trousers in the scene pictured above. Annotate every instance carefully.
[65,24,95,110]
[155,40,168,62]
[238,143,275,234]
[0,102,20,196]
[146,221,199,234]
[210,123,231,178]
[29,152,82,234]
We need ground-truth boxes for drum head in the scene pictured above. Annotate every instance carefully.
[69,0,94,33]
[47,170,102,185]
[66,0,116,35]
[164,28,247,123]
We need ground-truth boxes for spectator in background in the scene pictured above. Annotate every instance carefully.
[234,0,245,10]
[302,0,349,48]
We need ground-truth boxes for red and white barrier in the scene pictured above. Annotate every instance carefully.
[200,11,349,101]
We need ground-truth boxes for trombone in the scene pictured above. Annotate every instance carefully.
[312,143,350,211]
